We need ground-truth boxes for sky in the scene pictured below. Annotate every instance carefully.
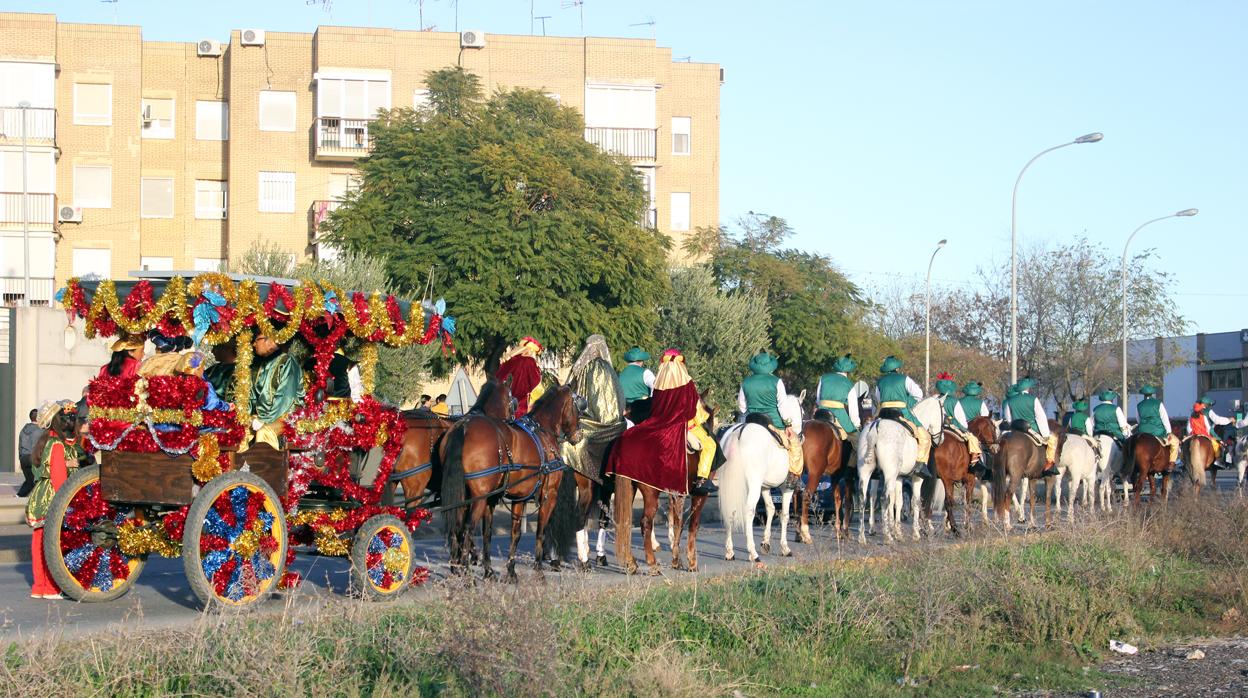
[7,0,1246,334]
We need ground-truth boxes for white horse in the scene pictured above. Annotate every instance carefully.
[856,397,943,543]
[1235,432,1248,496]
[1053,436,1097,522]
[1096,435,1127,512]
[717,392,806,562]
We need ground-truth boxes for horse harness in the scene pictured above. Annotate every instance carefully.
[389,416,449,482]
[462,414,567,505]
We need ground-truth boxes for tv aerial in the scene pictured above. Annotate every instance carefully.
[561,0,584,35]
[629,16,655,40]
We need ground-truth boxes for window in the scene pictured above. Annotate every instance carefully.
[140,177,174,218]
[73,83,112,125]
[671,117,691,155]
[258,171,295,213]
[195,100,228,140]
[1200,368,1243,392]
[72,248,111,279]
[412,89,431,110]
[73,165,112,208]
[0,151,55,192]
[583,84,656,128]
[195,180,227,219]
[0,62,55,108]
[328,172,362,200]
[140,98,175,139]
[140,256,173,271]
[259,91,296,132]
[317,77,391,119]
[194,258,224,272]
[670,192,690,231]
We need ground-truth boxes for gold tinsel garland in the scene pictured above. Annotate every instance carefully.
[85,277,193,339]
[191,434,222,482]
[288,509,351,557]
[295,400,355,434]
[359,343,379,395]
[116,521,182,558]
[88,406,204,426]
[234,329,254,426]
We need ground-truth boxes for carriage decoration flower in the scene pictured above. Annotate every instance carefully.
[43,271,452,606]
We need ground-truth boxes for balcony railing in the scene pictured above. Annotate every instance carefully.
[0,107,56,144]
[310,199,343,232]
[0,192,57,229]
[584,127,657,161]
[643,207,657,229]
[314,117,375,160]
[1,277,55,307]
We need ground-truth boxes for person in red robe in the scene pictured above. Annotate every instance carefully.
[607,348,700,495]
[495,336,544,418]
[97,335,145,379]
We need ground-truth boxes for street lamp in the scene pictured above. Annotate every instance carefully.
[1010,132,1103,382]
[925,238,947,391]
[1121,208,1198,405]
[18,100,30,308]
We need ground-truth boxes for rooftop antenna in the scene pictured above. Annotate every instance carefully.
[629,16,655,41]
[100,0,118,25]
[306,0,333,12]
[411,0,437,30]
[676,55,691,62]
[561,0,584,35]
[535,15,551,35]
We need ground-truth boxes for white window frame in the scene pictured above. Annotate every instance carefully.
[140,256,174,271]
[259,91,297,132]
[73,165,112,209]
[140,177,175,219]
[671,116,691,156]
[71,248,111,279]
[73,83,112,126]
[140,98,175,139]
[195,100,229,141]
[412,88,431,110]
[316,74,392,119]
[670,192,691,232]
[195,180,228,220]
[258,171,296,213]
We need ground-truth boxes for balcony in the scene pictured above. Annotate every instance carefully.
[0,192,57,231]
[314,117,375,161]
[1,277,55,307]
[0,107,56,145]
[643,207,657,230]
[584,127,657,161]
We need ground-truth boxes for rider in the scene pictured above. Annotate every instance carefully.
[689,392,718,494]
[608,348,701,495]
[1187,395,1232,462]
[815,354,863,440]
[1135,385,1180,469]
[496,336,545,419]
[873,355,931,477]
[1092,390,1130,451]
[1067,397,1101,457]
[738,351,803,486]
[959,381,990,420]
[619,347,655,405]
[934,373,983,469]
[1002,377,1058,476]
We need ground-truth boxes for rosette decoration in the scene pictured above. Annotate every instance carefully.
[282,395,406,508]
[197,485,283,602]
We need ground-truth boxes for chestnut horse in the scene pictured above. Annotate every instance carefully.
[797,413,854,542]
[923,415,998,536]
[1183,436,1217,498]
[991,425,1050,531]
[1125,433,1171,505]
[391,411,456,509]
[666,390,719,572]
[441,382,581,581]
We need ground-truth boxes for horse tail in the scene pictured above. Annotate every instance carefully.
[440,423,468,551]
[544,464,579,561]
[992,435,1008,512]
[613,476,635,562]
[716,430,750,533]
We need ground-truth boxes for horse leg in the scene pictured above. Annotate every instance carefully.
[688,494,706,572]
[745,480,764,562]
[858,476,871,544]
[760,485,776,555]
[473,500,495,580]
[641,487,661,575]
[942,475,958,536]
[503,502,525,583]
[669,494,686,570]
[799,472,817,544]
[962,476,976,535]
[910,476,922,541]
[780,488,794,557]
[534,476,562,576]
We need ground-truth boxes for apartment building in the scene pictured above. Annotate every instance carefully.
[0,12,722,304]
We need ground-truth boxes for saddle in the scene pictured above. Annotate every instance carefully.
[745,413,786,449]
[942,426,968,443]
[879,411,917,439]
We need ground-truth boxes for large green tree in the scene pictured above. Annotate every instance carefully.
[325,67,670,372]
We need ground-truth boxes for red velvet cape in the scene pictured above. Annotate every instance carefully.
[496,354,541,417]
[608,381,698,495]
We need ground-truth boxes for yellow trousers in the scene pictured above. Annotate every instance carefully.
[1045,434,1058,464]
[1165,433,1180,463]
[948,427,983,461]
[769,426,805,475]
[903,418,932,465]
[688,424,716,479]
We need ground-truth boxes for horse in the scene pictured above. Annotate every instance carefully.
[1236,432,1248,496]
[1052,434,1097,523]
[797,411,855,543]
[441,382,581,582]
[1182,435,1217,498]
[716,392,807,562]
[923,415,998,536]
[390,411,456,510]
[991,420,1052,532]
[1125,433,1171,505]
[1095,434,1127,512]
[856,396,943,543]
[666,389,721,571]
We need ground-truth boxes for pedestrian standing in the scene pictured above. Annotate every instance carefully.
[26,400,83,600]
[16,409,42,497]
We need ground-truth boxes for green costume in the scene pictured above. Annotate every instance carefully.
[1093,391,1125,439]
[26,435,84,529]
[619,347,654,404]
[959,382,985,421]
[936,378,966,430]
[816,355,858,434]
[204,362,236,404]
[252,352,304,424]
[1135,386,1167,439]
[1068,400,1091,436]
[741,352,786,428]
[876,364,919,425]
[1004,378,1040,432]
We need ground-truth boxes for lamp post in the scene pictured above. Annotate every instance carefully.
[19,100,30,308]
[1121,208,1198,405]
[925,238,947,391]
[1010,132,1103,383]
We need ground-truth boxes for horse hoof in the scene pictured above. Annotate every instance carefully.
[749,554,760,563]
[596,555,608,567]
[647,566,662,577]
[725,550,735,561]
[781,548,792,558]
[623,561,639,576]
[481,568,497,582]
[670,559,681,570]
[799,532,813,545]
[578,561,592,573]
[688,562,698,573]
[760,542,771,555]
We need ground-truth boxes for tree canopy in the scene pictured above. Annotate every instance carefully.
[325,67,671,372]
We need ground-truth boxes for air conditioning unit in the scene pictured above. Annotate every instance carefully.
[241,29,266,46]
[58,205,83,223]
[197,40,225,57]
[460,30,486,48]
[141,104,152,124]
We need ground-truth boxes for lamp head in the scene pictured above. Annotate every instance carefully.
[1176,208,1198,217]
[937,239,947,248]
[1074,132,1104,144]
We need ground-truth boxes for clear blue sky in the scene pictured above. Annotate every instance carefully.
[9,0,1245,334]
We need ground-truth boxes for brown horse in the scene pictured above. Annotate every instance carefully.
[1126,433,1172,505]
[391,411,456,509]
[991,424,1050,531]
[797,414,854,542]
[441,382,582,581]
[666,390,718,572]
[924,415,998,536]
[1183,435,1217,498]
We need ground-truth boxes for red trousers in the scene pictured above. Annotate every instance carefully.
[30,528,60,596]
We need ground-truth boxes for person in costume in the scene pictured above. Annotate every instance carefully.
[1187,395,1232,461]
[738,351,803,483]
[204,341,238,404]
[815,354,863,439]
[98,335,145,379]
[959,381,991,420]
[25,400,83,600]
[607,349,701,495]
[326,349,363,402]
[496,336,545,418]
[688,391,717,494]
[248,325,304,450]
[1065,397,1101,457]
[1135,385,1180,467]
[1092,390,1131,449]
[873,355,931,477]
[934,373,983,467]
[619,347,656,405]
[1003,377,1058,475]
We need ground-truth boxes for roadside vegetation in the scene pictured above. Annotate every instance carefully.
[3,496,1246,696]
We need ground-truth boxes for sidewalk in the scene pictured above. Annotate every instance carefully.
[0,473,30,562]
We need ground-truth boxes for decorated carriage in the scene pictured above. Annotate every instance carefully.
[43,271,453,607]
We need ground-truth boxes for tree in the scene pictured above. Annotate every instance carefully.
[653,266,771,416]
[325,66,671,373]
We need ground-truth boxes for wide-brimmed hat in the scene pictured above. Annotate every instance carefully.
[962,381,982,397]
[1140,385,1157,397]
[110,335,145,352]
[749,352,778,375]
[879,355,903,373]
[1073,399,1089,411]
[623,346,650,363]
[37,399,77,429]
[1199,394,1215,406]
[1016,377,1037,391]
[1098,390,1117,402]
[832,354,857,373]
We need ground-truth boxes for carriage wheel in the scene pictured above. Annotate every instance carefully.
[43,465,148,602]
[182,471,287,608]
[350,514,414,601]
